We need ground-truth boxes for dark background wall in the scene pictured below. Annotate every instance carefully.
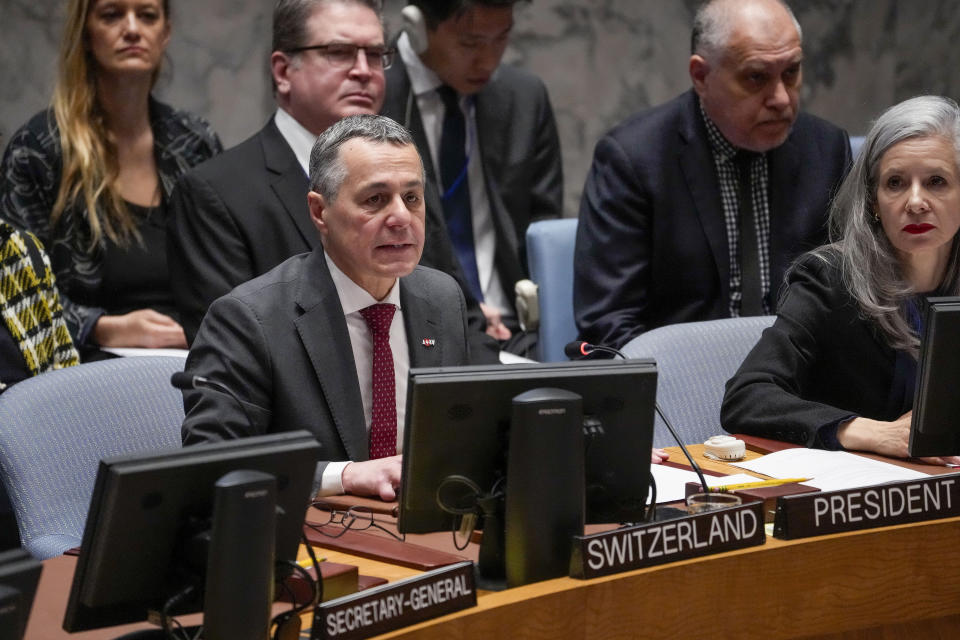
[3,0,958,215]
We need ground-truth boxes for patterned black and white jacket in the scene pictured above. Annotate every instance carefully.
[0,221,79,391]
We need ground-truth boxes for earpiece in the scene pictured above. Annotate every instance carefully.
[401,5,429,55]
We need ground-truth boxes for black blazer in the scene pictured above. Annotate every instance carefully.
[167,118,314,343]
[167,116,493,356]
[181,249,472,477]
[721,252,908,446]
[381,55,564,306]
[574,89,852,349]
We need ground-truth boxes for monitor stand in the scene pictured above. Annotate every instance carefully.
[113,469,278,640]
[475,388,585,591]
[474,492,506,591]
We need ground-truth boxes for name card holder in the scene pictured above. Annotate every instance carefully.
[773,472,960,539]
[569,501,765,580]
[312,561,476,640]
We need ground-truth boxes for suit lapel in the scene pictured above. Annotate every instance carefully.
[678,91,730,299]
[402,85,451,278]
[261,118,317,250]
[400,276,444,368]
[475,85,524,288]
[384,60,439,190]
[767,135,802,282]
[294,251,369,461]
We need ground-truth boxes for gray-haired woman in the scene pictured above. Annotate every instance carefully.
[722,95,960,465]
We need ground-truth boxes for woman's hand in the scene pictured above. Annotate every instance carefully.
[93,309,187,349]
[651,448,670,464]
[837,412,960,466]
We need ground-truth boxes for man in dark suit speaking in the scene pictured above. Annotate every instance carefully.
[574,0,852,349]
[181,115,472,500]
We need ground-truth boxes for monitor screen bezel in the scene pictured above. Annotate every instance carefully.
[910,296,960,457]
[63,431,321,633]
[397,359,658,534]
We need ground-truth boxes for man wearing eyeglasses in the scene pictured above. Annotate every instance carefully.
[168,0,489,355]
[380,0,563,357]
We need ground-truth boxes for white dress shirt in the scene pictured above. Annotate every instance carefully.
[273,107,316,177]
[319,254,410,495]
[396,32,512,317]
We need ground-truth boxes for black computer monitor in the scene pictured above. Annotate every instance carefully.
[0,548,42,640]
[398,359,658,533]
[909,296,960,457]
[63,431,321,634]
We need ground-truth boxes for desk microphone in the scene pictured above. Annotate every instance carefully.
[171,372,257,436]
[564,340,710,494]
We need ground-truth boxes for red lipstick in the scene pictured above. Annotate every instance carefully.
[903,223,935,234]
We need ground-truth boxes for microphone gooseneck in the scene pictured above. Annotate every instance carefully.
[170,371,197,390]
[564,340,710,494]
[171,372,257,437]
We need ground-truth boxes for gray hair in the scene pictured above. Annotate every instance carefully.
[816,95,960,356]
[309,114,420,202]
[691,0,802,60]
[272,0,383,54]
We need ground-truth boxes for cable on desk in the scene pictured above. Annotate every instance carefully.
[436,474,504,551]
[645,471,658,522]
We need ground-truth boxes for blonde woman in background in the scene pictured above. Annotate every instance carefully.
[0,0,220,358]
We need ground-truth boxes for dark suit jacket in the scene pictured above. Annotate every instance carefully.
[721,251,909,446]
[181,249,472,478]
[575,89,852,349]
[381,55,563,310]
[168,118,313,343]
[167,116,494,359]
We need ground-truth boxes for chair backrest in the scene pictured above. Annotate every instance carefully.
[622,317,775,448]
[0,356,186,558]
[526,218,578,362]
[850,135,866,160]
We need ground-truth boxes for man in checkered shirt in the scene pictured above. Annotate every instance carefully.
[574,0,852,349]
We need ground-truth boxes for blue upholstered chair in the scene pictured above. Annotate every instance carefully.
[622,317,775,448]
[526,218,579,362]
[0,356,186,558]
[850,135,865,159]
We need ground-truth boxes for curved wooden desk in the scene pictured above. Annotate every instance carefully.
[29,515,960,639]
[368,443,960,639]
[27,442,960,639]
[371,517,960,639]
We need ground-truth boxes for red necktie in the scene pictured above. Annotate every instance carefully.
[360,303,397,459]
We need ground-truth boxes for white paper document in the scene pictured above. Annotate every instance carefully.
[102,347,189,358]
[650,466,762,503]
[730,449,929,492]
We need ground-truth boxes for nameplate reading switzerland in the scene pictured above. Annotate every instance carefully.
[313,561,476,640]
[569,501,765,580]
[773,472,960,540]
